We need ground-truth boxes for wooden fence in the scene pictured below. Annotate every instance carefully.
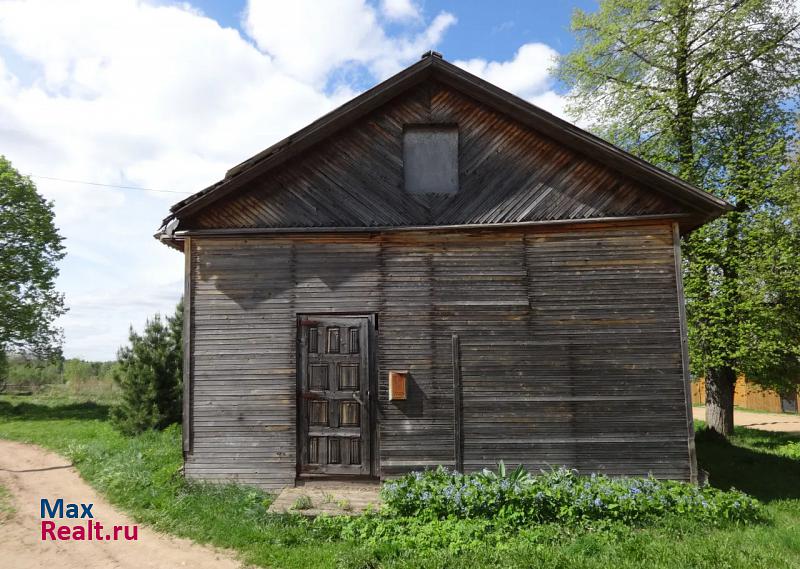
[692,377,799,414]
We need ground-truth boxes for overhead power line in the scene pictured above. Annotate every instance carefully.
[28,174,193,195]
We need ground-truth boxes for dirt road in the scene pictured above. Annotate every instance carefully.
[0,440,241,569]
[692,407,800,434]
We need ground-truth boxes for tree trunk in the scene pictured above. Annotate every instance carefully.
[0,345,7,392]
[672,1,700,186]
[705,366,736,436]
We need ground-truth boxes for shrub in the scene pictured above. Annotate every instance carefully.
[292,495,313,510]
[380,463,764,527]
[307,463,765,561]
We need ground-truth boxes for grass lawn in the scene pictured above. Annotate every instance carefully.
[1,394,800,568]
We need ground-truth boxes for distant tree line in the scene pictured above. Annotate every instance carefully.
[3,354,118,387]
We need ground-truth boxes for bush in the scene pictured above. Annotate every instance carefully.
[379,463,764,527]
[305,463,765,561]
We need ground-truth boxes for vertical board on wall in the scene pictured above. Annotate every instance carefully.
[672,222,698,483]
[182,237,193,456]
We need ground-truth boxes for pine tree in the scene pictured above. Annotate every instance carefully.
[111,300,183,435]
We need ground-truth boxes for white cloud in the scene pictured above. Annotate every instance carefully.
[0,1,569,361]
[381,0,421,21]
[0,0,454,360]
[243,0,455,85]
[454,43,567,118]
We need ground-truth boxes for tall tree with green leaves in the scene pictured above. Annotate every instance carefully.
[0,156,66,383]
[558,0,800,435]
[111,300,183,435]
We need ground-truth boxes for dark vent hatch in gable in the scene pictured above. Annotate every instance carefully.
[403,125,458,194]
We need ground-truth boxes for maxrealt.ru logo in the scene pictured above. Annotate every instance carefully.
[40,499,138,541]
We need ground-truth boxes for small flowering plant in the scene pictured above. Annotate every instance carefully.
[380,463,763,527]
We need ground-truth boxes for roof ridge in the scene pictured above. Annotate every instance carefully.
[161,55,730,228]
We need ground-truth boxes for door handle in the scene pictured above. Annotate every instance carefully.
[352,392,364,406]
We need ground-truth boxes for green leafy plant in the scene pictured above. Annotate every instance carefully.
[379,464,763,527]
[292,495,313,511]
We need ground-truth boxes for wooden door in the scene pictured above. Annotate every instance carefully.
[298,315,371,476]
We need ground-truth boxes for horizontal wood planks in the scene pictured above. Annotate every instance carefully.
[185,220,694,488]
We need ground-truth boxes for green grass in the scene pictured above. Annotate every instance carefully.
[0,483,14,523]
[1,394,800,568]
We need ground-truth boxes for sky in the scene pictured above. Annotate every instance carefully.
[0,0,598,361]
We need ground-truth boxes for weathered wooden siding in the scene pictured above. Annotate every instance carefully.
[182,81,685,231]
[185,220,693,487]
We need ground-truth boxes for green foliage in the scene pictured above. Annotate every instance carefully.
[4,355,116,384]
[314,514,504,557]
[62,358,117,383]
[558,0,800,183]
[309,461,765,560]
[558,0,800,420]
[0,155,66,362]
[1,397,800,569]
[110,300,183,435]
[5,354,62,386]
[378,464,762,527]
[779,442,800,460]
[682,108,800,388]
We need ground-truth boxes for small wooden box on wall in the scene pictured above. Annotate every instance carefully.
[388,371,408,401]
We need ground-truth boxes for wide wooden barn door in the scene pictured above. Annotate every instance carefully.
[298,315,371,476]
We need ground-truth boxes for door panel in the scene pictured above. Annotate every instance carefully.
[298,315,371,476]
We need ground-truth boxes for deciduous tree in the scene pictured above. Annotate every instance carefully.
[0,156,66,380]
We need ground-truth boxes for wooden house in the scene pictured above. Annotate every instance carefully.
[156,52,730,488]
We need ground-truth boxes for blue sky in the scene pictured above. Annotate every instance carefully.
[0,0,597,360]
[189,1,595,62]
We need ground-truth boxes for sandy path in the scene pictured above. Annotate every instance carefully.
[0,440,241,569]
[692,407,800,434]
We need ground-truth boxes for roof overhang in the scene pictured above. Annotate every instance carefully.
[156,213,705,251]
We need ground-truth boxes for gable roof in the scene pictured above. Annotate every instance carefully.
[158,53,730,241]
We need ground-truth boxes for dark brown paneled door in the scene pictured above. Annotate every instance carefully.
[298,315,371,476]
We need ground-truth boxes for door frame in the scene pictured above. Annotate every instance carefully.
[295,312,379,479]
